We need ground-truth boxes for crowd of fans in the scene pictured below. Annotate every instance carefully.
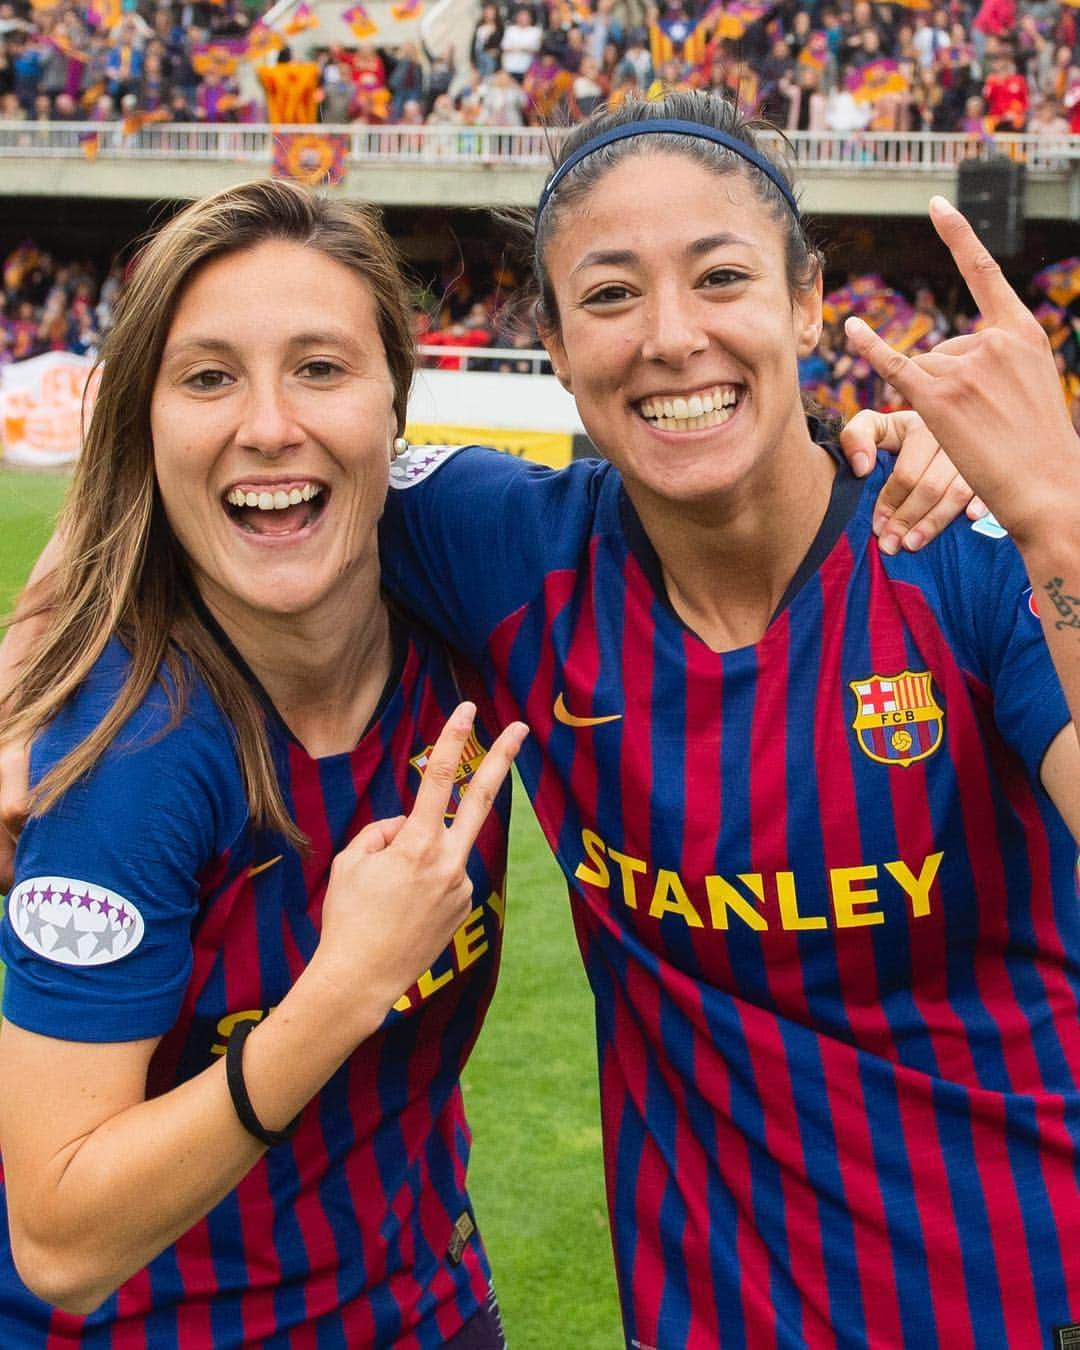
[0,0,1077,132]
[2,0,1079,417]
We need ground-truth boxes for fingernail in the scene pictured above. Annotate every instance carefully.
[930,194,956,214]
[872,510,889,535]
[879,533,900,556]
[852,452,871,477]
[903,529,924,551]
[456,701,476,724]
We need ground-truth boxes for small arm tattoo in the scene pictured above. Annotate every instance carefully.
[1044,577,1080,632]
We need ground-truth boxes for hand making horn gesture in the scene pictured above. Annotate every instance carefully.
[844,196,1080,550]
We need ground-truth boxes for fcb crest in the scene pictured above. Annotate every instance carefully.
[410,730,486,819]
[849,670,943,768]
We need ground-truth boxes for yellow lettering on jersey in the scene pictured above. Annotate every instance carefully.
[610,848,648,909]
[418,964,456,998]
[395,890,504,1012]
[488,886,507,931]
[705,874,768,931]
[649,868,704,927]
[884,852,943,918]
[212,1008,268,1055]
[830,865,883,928]
[453,905,489,972]
[573,827,945,937]
[575,829,610,887]
[777,872,828,931]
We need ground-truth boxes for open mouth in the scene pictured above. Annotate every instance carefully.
[637,384,742,432]
[223,481,328,536]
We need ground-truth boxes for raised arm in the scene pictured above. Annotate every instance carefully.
[846,196,1080,836]
[0,704,526,1315]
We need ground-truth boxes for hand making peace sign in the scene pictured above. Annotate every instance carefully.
[844,196,1080,549]
[316,703,528,1028]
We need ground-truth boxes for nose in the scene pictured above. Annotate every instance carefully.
[639,289,709,367]
[235,377,304,458]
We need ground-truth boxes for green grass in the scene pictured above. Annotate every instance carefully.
[0,467,622,1346]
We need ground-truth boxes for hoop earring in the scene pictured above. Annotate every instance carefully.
[391,435,409,461]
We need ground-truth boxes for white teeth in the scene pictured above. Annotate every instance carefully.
[225,484,324,510]
[639,386,740,429]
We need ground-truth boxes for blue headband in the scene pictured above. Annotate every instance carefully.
[535,119,800,224]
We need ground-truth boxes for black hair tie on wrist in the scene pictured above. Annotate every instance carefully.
[226,1018,301,1148]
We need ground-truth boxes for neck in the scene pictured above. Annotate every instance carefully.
[200,568,394,756]
[628,432,837,652]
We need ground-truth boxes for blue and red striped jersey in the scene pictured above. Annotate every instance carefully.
[0,620,509,1348]
[383,442,1080,1350]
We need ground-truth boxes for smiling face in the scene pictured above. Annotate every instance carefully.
[540,151,822,511]
[150,239,396,628]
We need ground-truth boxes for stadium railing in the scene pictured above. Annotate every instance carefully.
[417,344,553,371]
[1,122,1078,173]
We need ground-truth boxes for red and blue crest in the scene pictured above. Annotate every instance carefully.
[849,670,944,768]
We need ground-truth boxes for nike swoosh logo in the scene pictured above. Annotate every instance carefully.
[553,692,622,728]
[248,855,284,879]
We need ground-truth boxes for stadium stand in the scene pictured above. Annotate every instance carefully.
[0,0,1078,420]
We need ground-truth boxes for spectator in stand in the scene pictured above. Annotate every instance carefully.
[571,54,605,118]
[424,43,454,114]
[618,28,652,89]
[1066,67,1080,134]
[346,44,390,123]
[583,0,623,68]
[105,17,144,103]
[782,64,827,131]
[318,51,352,123]
[387,40,424,120]
[500,7,543,83]
[972,0,1015,68]
[983,50,1029,129]
[479,65,526,124]
[912,10,949,72]
[471,3,503,79]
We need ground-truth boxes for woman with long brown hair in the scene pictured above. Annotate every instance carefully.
[0,179,525,1347]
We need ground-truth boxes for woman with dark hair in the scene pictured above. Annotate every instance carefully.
[379,91,1080,1347]
[0,178,525,1347]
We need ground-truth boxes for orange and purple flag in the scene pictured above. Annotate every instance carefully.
[342,3,378,37]
[273,131,348,185]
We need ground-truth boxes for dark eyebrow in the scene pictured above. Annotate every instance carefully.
[162,330,362,361]
[570,233,756,278]
[570,249,638,278]
[687,232,754,258]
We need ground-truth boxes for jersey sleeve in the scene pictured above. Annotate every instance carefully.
[941,519,1071,785]
[1,645,248,1044]
[380,444,606,662]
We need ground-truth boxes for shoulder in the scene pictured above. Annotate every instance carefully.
[28,636,247,852]
[388,441,618,514]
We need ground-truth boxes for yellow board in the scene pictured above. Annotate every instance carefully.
[405,424,573,470]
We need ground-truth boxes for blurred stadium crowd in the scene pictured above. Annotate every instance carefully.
[0,0,1077,131]
[1,0,1079,417]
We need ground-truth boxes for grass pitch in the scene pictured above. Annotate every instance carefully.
[0,466,621,1346]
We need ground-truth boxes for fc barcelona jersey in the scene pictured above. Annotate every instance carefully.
[382,442,1080,1350]
[0,620,509,1348]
